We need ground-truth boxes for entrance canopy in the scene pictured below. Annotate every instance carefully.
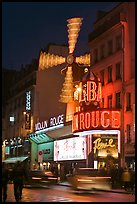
[29,133,53,144]
[2,156,28,163]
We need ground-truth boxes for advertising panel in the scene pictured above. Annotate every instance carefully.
[92,134,118,158]
[54,137,86,161]
[38,142,54,161]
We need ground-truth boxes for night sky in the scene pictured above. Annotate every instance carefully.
[2,2,120,70]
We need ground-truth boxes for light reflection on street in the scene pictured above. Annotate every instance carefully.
[6,184,135,202]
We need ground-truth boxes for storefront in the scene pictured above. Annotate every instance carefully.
[72,109,121,169]
[29,132,54,170]
[28,113,73,171]
[54,136,87,181]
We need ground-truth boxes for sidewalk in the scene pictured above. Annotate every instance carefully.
[57,181,135,195]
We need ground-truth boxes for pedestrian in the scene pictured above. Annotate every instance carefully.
[11,161,28,202]
[121,167,131,191]
[2,162,10,202]
[129,168,135,192]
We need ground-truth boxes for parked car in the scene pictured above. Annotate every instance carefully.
[67,168,112,191]
[24,170,58,186]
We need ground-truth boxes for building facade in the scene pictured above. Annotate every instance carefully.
[88,2,135,168]
[3,44,68,163]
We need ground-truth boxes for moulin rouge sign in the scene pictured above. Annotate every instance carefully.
[35,114,64,131]
[72,76,121,133]
[72,109,121,133]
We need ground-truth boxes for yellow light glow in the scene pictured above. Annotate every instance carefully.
[67,17,83,54]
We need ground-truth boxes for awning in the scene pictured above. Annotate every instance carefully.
[2,156,28,163]
[46,124,73,139]
[29,133,53,144]
[28,125,73,144]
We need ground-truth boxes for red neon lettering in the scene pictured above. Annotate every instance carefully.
[79,82,85,102]
[91,111,99,128]
[85,112,91,129]
[112,111,120,128]
[72,114,78,132]
[79,113,85,130]
[101,111,110,128]
[87,81,97,101]
[97,82,102,101]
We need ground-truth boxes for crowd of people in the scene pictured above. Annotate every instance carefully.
[99,164,135,191]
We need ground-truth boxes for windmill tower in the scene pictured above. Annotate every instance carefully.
[38,17,90,122]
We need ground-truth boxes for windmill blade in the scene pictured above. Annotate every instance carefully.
[60,66,74,103]
[67,17,83,54]
[38,51,66,70]
[75,53,90,65]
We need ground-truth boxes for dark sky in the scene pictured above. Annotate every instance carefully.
[2,2,120,70]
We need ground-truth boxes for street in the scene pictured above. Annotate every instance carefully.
[5,183,135,202]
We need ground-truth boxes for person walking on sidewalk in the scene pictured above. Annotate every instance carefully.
[2,162,10,202]
[121,167,131,191]
[11,161,28,202]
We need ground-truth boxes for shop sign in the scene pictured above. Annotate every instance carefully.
[54,137,86,161]
[38,150,43,163]
[38,142,54,161]
[35,114,64,131]
[93,138,116,154]
[72,109,120,133]
[26,91,31,111]
[93,136,118,158]
[25,112,31,130]
[79,80,102,103]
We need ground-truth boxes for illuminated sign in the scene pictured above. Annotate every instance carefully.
[92,135,118,158]
[25,112,31,130]
[72,109,120,133]
[93,138,116,154]
[79,81,102,103]
[35,114,64,131]
[54,137,87,161]
[26,91,31,111]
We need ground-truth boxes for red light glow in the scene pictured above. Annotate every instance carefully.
[72,109,120,133]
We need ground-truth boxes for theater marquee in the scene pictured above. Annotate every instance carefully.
[72,109,120,133]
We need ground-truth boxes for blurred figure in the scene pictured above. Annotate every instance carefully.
[2,162,10,202]
[12,161,28,202]
[129,168,135,192]
[99,164,107,176]
[121,167,131,191]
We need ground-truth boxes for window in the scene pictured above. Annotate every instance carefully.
[108,95,112,108]
[94,48,98,63]
[108,40,113,55]
[126,92,131,111]
[116,92,121,108]
[108,65,112,83]
[116,35,122,51]
[100,44,105,59]
[115,62,121,80]
[100,70,104,86]
[126,124,131,143]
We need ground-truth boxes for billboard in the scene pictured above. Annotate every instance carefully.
[54,137,86,161]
